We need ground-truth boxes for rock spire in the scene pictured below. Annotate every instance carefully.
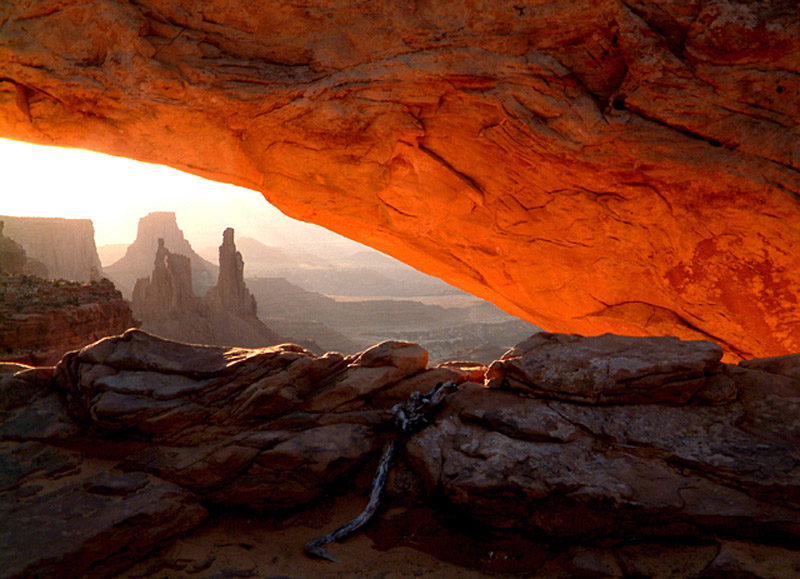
[205,227,257,317]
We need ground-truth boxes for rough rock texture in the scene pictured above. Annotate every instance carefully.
[1,1,798,360]
[0,276,138,365]
[485,332,724,404]
[1,330,799,577]
[50,329,434,509]
[131,230,281,348]
[404,335,800,574]
[0,216,102,282]
[105,212,217,298]
[204,227,257,317]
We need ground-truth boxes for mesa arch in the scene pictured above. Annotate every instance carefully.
[1,0,798,361]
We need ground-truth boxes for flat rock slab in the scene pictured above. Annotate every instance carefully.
[486,332,723,404]
[0,441,207,579]
[406,380,800,543]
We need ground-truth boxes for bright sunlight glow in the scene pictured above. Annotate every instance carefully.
[0,137,351,255]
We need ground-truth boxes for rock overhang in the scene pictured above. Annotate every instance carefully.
[1,0,798,361]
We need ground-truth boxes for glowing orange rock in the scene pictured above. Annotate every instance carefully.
[1,0,798,360]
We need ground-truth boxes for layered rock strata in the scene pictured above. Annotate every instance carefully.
[0,329,798,577]
[0,216,102,282]
[1,1,798,359]
[0,276,138,365]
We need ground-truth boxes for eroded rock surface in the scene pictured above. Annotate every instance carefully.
[1,330,799,577]
[205,227,257,317]
[0,276,138,365]
[485,332,724,404]
[52,329,436,509]
[105,212,217,298]
[1,1,798,360]
[0,442,208,579]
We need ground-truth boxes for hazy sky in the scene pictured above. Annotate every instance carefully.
[0,137,361,254]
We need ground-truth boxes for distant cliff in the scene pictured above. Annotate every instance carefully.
[132,228,281,348]
[0,276,138,365]
[105,212,217,298]
[0,216,102,282]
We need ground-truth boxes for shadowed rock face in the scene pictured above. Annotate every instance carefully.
[1,330,799,577]
[0,1,799,360]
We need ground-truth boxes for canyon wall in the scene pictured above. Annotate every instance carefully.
[0,1,798,360]
[0,216,102,282]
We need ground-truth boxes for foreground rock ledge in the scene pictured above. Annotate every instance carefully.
[1,1,799,360]
[1,329,799,577]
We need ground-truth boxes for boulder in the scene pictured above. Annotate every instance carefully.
[0,441,207,579]
[1,330,799,576]
[485,332,723,404]
[405,364,800,544]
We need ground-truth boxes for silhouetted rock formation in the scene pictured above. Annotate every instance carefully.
[131,238,197,319]
[105,212,217,298]
[0,277,138,365]
[205,227,257,317]
[131,230,281,348]
[0,216,100,281]
[1,330,798,577]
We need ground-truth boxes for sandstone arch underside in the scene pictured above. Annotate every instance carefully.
[1,0,798,360]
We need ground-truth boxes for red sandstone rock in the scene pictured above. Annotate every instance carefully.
[1,1,798,361]
[0,276,138,365]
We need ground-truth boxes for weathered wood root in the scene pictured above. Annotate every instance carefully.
[304,380,458,562]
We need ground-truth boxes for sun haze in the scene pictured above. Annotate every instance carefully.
[0,137,341,254]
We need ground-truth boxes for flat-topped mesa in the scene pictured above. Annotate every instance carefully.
[205,227,257,317]
[1,1,798,360]
[0,216,99,281]
[105,212,217,298]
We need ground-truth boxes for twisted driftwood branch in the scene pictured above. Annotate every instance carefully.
[304,380,459,562]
